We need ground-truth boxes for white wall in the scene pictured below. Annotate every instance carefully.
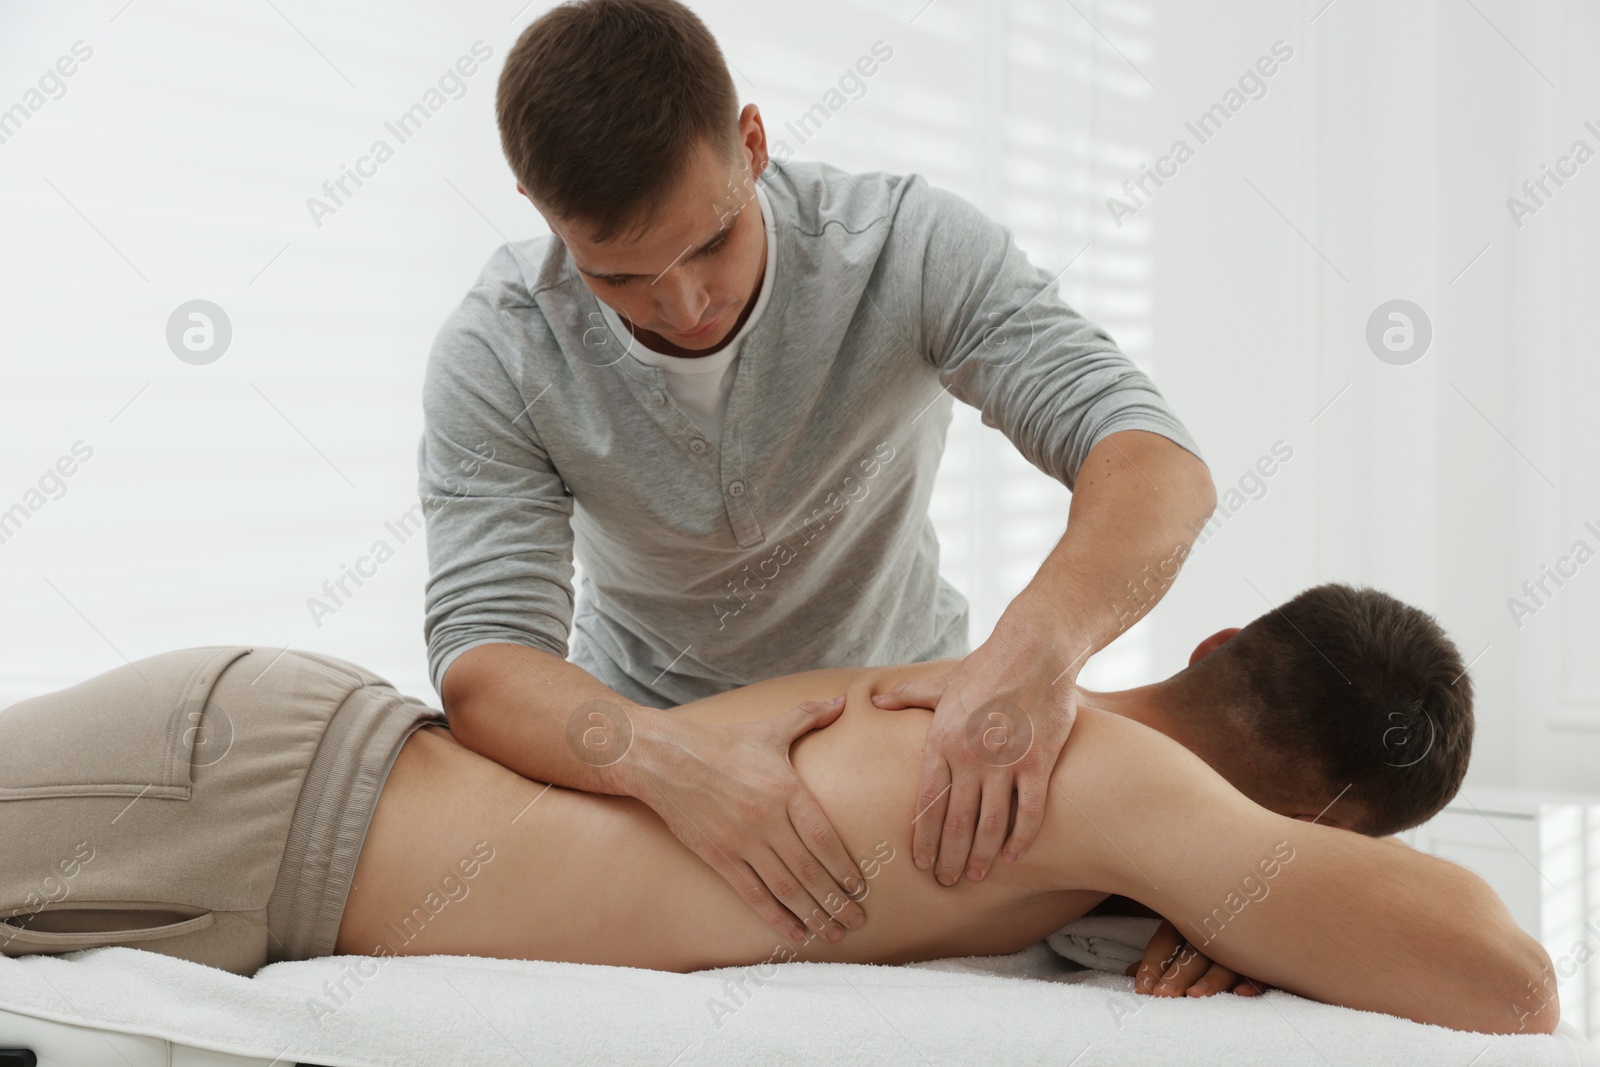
[1,0,1595,804]
[1136,0,1598,795]
[0,0,1142,701]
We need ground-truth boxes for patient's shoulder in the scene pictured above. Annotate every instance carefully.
[1063,703,1226,781]
[1037,705,1280,892]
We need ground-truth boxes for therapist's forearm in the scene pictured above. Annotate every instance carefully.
[440,642,666,797]
[1000,429,1216,660]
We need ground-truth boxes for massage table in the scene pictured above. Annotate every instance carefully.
[2,926,1597,1066]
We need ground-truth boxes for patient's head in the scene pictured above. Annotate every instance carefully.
[1157,582,1473,837]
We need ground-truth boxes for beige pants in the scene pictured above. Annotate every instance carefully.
[0,645,444,976]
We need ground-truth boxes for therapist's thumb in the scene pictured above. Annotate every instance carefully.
[870,677,946,710]
[780,696,847,742]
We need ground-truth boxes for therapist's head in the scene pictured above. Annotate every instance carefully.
[495,0,769,350]
[1166,582,1473,838]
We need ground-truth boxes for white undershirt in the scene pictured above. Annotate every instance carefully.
[597,182,776,445]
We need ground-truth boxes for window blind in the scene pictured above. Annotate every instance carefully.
[0,0,1156,705]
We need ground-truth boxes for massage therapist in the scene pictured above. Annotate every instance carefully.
[417,0,1217,948]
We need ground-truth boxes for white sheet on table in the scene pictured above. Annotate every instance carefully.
[0,937,1578,1067]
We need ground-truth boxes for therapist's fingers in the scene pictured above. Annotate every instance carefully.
[870,676,947,710]
[770,837,857,944]
[778,697,847,743]
[746,847,844,945]
[784,784,869,928]
[962,772,1013,881]
[910,752,953,873]
[712,853,809,945]
[933,762,983,886]
[999,766,1049,864]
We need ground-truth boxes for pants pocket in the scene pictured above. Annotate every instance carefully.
[0,900,214,956]
[0,646,253,802]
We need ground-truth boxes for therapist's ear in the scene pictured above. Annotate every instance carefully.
[1188,627,1242,667]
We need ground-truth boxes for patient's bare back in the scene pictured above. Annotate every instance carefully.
[335,662,1106,970]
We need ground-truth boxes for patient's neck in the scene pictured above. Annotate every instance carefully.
[1068,681,1216,771]
[1076,682,1267,817]
[1075,682,1194,747]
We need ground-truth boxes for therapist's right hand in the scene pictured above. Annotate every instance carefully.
[622,696,868,946]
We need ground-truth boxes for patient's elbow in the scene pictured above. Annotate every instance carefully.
[1459,896,1560,1035]
[1434,871,1562,1034]
[1504,935,1561,1035]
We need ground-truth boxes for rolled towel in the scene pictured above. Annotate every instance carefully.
[1045,914,1162,972]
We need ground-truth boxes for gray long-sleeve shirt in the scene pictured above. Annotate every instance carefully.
[418,157,1203,708]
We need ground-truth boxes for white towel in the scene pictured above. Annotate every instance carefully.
[1046,915,1163,972]
[0,940,1582,1066]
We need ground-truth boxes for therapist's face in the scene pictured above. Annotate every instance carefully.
[524,105,770,353]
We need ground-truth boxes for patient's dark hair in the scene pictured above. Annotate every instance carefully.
[1171,583,1473,837]
[496,0,743,243]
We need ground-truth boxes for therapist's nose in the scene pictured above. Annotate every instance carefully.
[653,269,711,332]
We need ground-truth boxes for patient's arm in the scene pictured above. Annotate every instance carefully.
[1046,708,1558,1035]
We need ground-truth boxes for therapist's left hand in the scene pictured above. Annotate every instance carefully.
[869,611,1083,885]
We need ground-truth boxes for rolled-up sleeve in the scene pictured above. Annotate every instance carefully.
[418,287,576,695]
[908,178,1203,491]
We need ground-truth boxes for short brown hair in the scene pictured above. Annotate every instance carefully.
[1173,582,1474,837]
[496,0,743,244]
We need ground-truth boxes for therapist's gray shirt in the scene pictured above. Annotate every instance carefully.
[418,157,1203,709]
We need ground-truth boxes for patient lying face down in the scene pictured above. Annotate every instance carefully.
[0,582,1547,1035]
[1062,581,1475,996]
[339,581,1550,1035]
[1079,579,1474,838]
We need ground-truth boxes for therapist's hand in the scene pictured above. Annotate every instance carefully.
[871,615,1081,885]
[620,697,868,946]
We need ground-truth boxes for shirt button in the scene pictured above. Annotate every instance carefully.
[689,438,708,455]
[653,391,667,406]
[728,480,745,497]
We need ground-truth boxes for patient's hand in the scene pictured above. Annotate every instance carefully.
[1126,918,1272,998]
[626,697,869,947]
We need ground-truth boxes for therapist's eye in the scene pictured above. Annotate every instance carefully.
[599,233,731,288]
